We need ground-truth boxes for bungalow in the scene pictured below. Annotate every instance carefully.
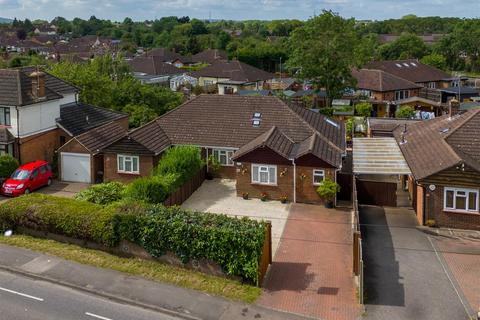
[139,48,191,68]
[89,95,346,204]
[394,109,480,230]
[191,60,275,94]
[127,55,184,86]
[191,49,227,65]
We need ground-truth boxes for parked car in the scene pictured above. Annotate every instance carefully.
[1,161,53,197]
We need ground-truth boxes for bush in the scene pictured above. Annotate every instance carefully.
[75,182,126,205]
[0,194,118,246]
[355,102,373,117]
[125,175,177,204]
[316,178,340,201]
[154,146,204,185]
[396,105,415,119]
[0,155,19,179]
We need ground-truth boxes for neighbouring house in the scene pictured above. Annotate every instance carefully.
[378,34,445,45]
[94,95,346,204]
[170,74,198,91]
[438,86,480,103]
[127,55,184,86]
[394,109,480,230]
[0,67,78,163]
[191,60,275,94]
[191,49,227,65]
[367,117,421,137]
[138,48,191,68]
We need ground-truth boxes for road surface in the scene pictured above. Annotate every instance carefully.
[0,269,183,320]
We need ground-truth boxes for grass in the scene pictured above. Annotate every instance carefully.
[0,235,261,303]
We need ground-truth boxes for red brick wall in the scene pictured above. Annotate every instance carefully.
[103,153,155,183]
[18,129,59,164]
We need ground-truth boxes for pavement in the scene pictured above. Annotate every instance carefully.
[182,179,291,255]
[0,243,310,320]
[258,204,360,320]
[359,205,474,320]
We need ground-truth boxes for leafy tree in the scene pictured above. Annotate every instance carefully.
[0,155,19,179]
[396,106,415,119]
[420,53,447,70]
[122,104,157,128]
[287,11,360,105]
[355,102,373,117]
[378,33,429,60]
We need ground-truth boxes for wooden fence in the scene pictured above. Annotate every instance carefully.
[163,166,206,207]
[257,221,272,287]
[352,175,364,305]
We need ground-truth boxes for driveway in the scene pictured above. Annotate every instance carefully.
[360,205,474,320]
[181,179,290,255]
[0,180,89,203]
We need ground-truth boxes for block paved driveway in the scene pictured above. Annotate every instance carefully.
[0,180,89,203]
[360,205,474,320]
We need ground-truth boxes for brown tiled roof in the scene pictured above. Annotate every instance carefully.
[352,68,422,92]
[191,60,274,83]
[233,126,295,160]
[128,120,171,155]
[75,121,127,154]
[191,49,227,64]
[295,133,343,167]
[364,60,450,83]
[368,118,421,133]
[394,110,480,180]
[128,56,183,76]
[140,48,189,63]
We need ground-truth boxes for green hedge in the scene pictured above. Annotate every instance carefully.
[0,155,19,180]
[125,175,178,204]
[75,181,126,205]
[0,195,267,283]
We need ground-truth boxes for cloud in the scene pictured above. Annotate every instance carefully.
[0,0,478,21]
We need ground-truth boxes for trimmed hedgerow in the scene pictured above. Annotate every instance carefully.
[0,154,19,180]
[125,174,179,204]
[75,181,126,205]
[0,194,118,246]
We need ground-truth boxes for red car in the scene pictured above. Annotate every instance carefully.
[1,161,53,197]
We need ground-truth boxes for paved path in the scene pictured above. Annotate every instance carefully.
[258,204,360,320]
[360,205,473,320]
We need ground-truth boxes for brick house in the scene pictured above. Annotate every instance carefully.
[394,109,480,230]
[96,95,346,204]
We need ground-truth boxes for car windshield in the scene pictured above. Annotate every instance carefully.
[10,169,30,180]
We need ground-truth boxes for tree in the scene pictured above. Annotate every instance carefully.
[122,104,157,128]
[0,155,19,179]
[287,11,360,106]
[16,29,27,40]
[420,53,447,71]
[378,33,429,60]
[355,102,373,117]
[396,106,415,119]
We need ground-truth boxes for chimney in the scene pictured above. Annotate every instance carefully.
[29,71,46,99]
[448,98,460,118]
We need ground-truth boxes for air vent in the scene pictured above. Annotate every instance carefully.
[440,128,450,134]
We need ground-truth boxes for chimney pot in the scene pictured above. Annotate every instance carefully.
[29,71,46,99]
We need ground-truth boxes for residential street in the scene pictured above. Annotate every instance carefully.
[0,269,180,320]
[360,205,474,320]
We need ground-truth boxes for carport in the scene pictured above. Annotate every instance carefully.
[353,138,411,207]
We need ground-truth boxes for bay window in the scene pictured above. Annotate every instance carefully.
[213,149,234,166]
[117,154,139,174]
[444,187,479,213]
[252,164,277,185]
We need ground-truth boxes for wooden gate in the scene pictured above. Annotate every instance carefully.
[337,173,353,201]
[356,179,397,207]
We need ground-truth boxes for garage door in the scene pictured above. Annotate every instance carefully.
[61,153,91,183]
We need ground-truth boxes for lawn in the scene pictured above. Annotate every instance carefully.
[0,235,261,303]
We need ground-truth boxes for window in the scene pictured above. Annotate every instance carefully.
[251,164,277,185]
[428,82,436,89]
[39,165,47,174]
[0,107,11,126]
[212,149,234,166]
[0,143,13,156]
[313,170,325,185]
[117,155,139,174]
[444,187,479,212]
[395,90,409,101]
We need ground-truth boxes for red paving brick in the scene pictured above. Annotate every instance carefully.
[258,203,360,320]
[433,236,480,315]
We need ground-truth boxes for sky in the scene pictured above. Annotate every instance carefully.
[0,0,479,21]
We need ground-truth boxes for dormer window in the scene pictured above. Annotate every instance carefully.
[0,107,11,126]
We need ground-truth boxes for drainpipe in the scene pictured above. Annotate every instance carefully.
[205,148,209,172]
[15,106,21,164]
[291,158,297,203]
[334,168,340,207]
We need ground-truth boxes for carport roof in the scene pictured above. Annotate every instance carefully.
[353,137,411,175]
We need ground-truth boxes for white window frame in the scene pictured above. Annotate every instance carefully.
[251,164,277,186]
[395,90,410,101]
[117,154,140,174]
[212,149,234,166]
[444,187,479,213]
[428,82,436,89]
[312,169,325,186]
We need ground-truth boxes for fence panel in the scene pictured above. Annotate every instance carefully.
[163,166,206,207]
[258,221,272,287]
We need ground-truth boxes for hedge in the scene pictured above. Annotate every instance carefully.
[75,181,126,205]
[0,195,267,283]
[0,155,19,180]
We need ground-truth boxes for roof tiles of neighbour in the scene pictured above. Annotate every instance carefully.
[191,60,274,83]
[58,102,128,136]
[352,68,422,92]
[364,59,450,83]
[75,121,128,154]
[191,49,227,64]
[394,109,480,180]
[128,56,183,76]
[140,47,190,63]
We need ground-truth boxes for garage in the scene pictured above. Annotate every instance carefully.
[61,152,91,183]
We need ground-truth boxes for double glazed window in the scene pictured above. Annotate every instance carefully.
[444,187,479,212]
[0,107,11,126]
[212,149,234,166]
[117,155,139,174]
[395,90,409,101]
[313,169,325,185]
[251,164,277,185]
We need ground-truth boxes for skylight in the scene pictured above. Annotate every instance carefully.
[403,63,410,67]
[410,62,417,67]
[252,119,261,127]
[325,118,339,128]
[253,112,262,118]
[395,63,402,68]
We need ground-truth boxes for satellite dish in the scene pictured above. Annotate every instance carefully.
[429,184,436,191]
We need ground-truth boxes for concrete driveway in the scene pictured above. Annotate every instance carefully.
[360,205,474,320]
[0,180,89,203]
[181,179,290,255]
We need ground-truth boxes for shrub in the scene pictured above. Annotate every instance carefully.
[396,105,415,119]
[318,107,333,116]
[316,178,340,201]
[0,155,19,180]
[154,146,204,185]
[355,102,373,117]
[0,194,118,246]
[75,182,126,205]
[125,174,178,204]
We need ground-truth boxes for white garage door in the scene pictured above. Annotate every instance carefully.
[61,153,91,183]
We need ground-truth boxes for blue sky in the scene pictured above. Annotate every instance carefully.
[0,0,479,21]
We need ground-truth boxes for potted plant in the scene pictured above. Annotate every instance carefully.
[206,154,221,180]
[242,192,249,200]
[316,178,340,208]
[260,192,268,202]
[280,194,288,204]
